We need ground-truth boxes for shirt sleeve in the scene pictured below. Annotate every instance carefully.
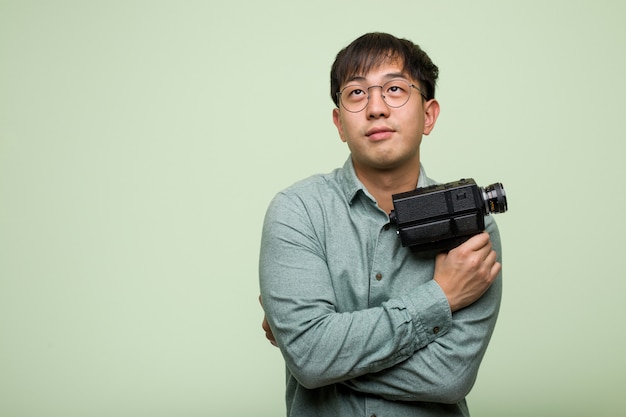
[259,191,453,390]
[341,219,503,403]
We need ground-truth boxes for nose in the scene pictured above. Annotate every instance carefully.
[366,85,390,118]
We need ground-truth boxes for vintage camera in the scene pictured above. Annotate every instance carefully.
[389,179,507,252]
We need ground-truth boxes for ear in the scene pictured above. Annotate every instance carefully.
[422,99,440,135]
[332,108,347,143]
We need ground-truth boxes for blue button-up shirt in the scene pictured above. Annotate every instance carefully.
[259,157,502,416]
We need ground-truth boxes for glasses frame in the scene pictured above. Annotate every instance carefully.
[336,79,427,113]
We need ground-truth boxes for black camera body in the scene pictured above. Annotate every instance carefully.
[389,179,507,252]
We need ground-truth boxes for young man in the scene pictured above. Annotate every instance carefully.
[259,32,502,416]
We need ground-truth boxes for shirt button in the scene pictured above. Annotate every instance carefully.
[384,223,390,231]
[433,326,440,334]
[375,273,383,281]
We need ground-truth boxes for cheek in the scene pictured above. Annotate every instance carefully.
[402,113,424,137]
[337,116,361,143]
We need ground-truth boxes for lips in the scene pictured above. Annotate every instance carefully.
[366,126,395,141]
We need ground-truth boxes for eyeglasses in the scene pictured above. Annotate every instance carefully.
[337,79,426,113]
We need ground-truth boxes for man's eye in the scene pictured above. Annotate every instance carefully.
[387,85,405,94]
[350,89,365,97]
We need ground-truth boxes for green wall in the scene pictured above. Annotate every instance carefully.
[1,1,624,416]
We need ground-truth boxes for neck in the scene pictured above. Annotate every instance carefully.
[354,162,420,215]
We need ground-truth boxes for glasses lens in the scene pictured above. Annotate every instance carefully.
[381,80,411,108]
[340,85,368,112]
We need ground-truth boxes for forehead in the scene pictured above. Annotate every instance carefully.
[344,61,410,85]
[342,55,409,85]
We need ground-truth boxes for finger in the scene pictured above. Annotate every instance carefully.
[262,318,278,347]
[490,260,502,278]
[476,243,496,264]
[482,248,497,265]
[463,232,491,250]
[449,233,489,256]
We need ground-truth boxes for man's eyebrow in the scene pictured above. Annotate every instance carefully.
[345,72,410,84]
[345,75,367,84]
[383,72,410,80]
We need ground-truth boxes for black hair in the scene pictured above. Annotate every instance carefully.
[330,32,439,107]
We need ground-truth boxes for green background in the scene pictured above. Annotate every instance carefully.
[1,1,624,416]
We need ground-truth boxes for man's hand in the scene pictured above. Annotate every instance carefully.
[433,232,501,312]
[258,295,278,347]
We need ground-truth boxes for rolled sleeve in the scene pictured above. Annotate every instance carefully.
[400,279,452,348]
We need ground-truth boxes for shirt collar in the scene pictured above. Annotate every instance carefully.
[339,156,432,205]
[339,157,367,204]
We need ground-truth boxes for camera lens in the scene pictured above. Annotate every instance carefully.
[482,183,507,214]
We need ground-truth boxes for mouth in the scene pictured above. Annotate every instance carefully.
[366,126,395,141]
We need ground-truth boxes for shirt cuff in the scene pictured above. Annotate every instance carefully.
[399,280,452,348]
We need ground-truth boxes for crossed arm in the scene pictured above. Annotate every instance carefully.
[258,195,502,402]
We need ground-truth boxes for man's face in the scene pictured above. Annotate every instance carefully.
[332,60,439,174]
